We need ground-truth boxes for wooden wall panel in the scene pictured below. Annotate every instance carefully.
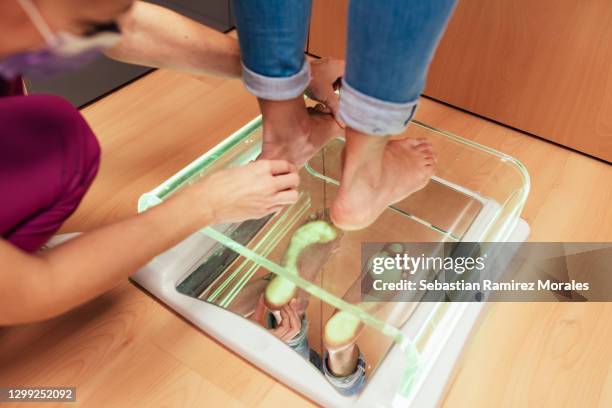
[308,0,348,60]
[425,0,612,162]
[308,0,612,162]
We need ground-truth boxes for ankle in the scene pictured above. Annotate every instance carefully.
[327,344,359,377]
[259,96,310,142]
[345,127,388,157]
[342,128,388,183]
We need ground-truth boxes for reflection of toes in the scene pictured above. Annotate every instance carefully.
[383,243,405,255]
[266,219,341,310]
[310,208,329,222]
[309,210,346,240]
[323,310,363,350]
[264,277,297,310]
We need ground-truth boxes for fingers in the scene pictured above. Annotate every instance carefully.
[269,301,302,342]
[279,302,301,341]
[307,57,346,128]
[271,307,292,341]
[325,94,345,128]
[312,103,331,114]
[266,205,285,215]
[321,57,346,84]
[250,295,268,325]
[273,172,300,191]
[312,94,345,129]
[269,308,290,339]
[252,160,299,189]
[330,59,346,77]
[271,190,299,206]
[248,160,301,218]
[266,160,297,176]
[286,299,301,332]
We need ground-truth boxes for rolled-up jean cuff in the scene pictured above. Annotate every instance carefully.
[339,80,418,136]
[241,60,311,101]
[323,351,367,396]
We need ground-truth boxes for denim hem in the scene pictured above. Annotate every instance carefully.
[322,351,367,395]
[285,316,309,348]
[339,79,418,136]
[241,60,311,101]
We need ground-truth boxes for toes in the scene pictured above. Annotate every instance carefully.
[424,150,437,163]
[310,208,332,223]
[416,145,435,158]
[411,139,436,163]
[403,137,433,153]
[424,155,436,167]
[403,137,424,146]
[414,140,433,150]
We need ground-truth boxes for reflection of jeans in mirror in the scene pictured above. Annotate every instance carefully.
[272,314,366,396]
[323,350,367,397]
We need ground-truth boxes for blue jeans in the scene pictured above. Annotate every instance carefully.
[269,314,366,396]
[233,0,457,135]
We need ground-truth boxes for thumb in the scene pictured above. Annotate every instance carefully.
[252,295,267,324]
[313,103,331,113]
[325,94,345,128]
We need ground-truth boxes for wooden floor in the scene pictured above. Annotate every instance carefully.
[1,69,611,407]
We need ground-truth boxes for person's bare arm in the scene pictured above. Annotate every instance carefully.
[0,160,299,326]
[0,193,202,325]
[106,1,241,78]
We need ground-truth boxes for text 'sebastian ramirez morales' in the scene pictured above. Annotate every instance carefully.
[368,253,590,293]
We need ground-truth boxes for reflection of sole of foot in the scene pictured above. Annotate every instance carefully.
[323,310,364,351]
[259,107,343,168]
[264,278,298,310]
[264,218,341,310]
[331,138,436,230]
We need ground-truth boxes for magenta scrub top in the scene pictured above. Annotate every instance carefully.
[0,77,100,251]
[0,77,24,96]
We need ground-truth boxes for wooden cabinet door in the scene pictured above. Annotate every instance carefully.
[308,0,612,162]
[309,0,348,59]
[425,0,612,162]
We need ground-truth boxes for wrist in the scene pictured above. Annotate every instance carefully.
[166,186,217,231]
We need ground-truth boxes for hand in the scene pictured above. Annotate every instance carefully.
[185,159,300,225]
[307,57,346,128]
[251,296,302,342]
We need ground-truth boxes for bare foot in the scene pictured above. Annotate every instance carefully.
[323,310,362,376]
[292,218,343,314]
[258,97,343,167]
[331,131,436,231]
[264,218,342,310]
